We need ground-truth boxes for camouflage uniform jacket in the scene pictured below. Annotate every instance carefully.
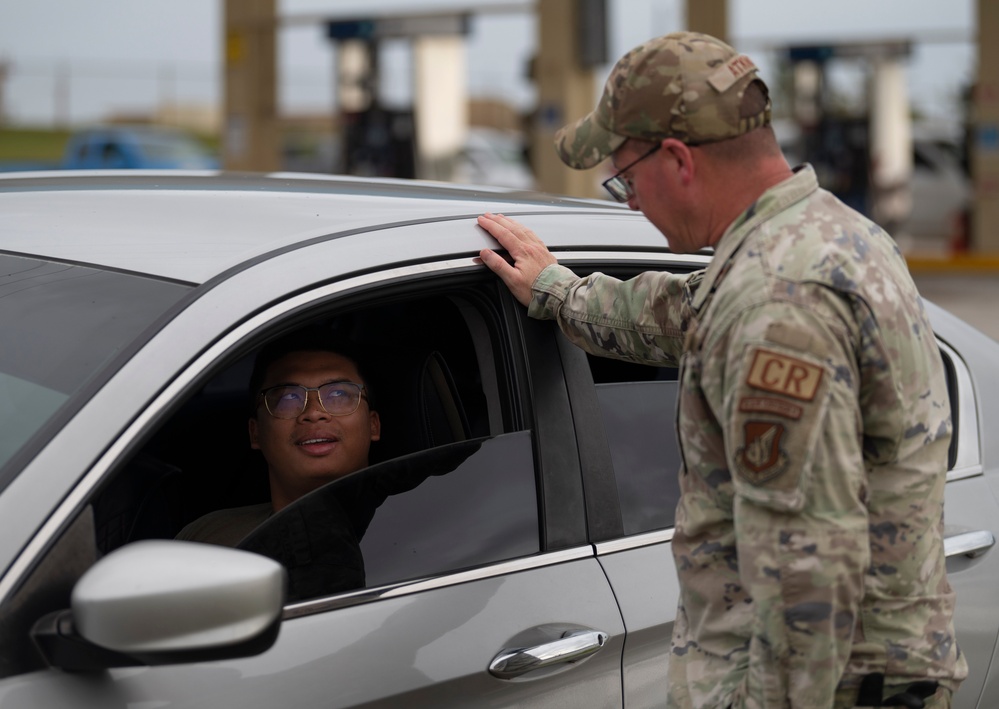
[527,165,967,708]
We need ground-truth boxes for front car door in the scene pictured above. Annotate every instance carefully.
[0,225,628,707]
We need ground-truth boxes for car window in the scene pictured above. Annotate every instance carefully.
[938,344,973,473]
[568,264,692,538]
[0,254,191,491]
[589,355,682,535]
[0,276,548,675]
[84,286,539,603]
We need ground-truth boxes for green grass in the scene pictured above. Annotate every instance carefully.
[0,126,218,163]
[0,127,73,161]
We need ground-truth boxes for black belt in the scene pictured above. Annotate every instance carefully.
[855,672,940,708]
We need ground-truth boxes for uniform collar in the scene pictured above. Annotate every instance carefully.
[691,164,819,313]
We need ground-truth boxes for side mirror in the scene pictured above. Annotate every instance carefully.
[32,540,285,671]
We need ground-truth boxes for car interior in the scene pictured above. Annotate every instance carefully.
[90,291,503,558]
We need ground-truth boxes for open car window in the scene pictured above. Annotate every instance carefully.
[64,284,539,607]
[0,273,550,676]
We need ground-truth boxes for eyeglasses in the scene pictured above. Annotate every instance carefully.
[259,381,367,419]
[602,143,661,203]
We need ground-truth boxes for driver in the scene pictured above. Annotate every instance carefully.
[176,329,381,547]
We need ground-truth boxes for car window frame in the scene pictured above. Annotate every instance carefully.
[545,253,704,550]
[0,257,593,627]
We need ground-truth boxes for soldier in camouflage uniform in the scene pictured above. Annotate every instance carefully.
[477,32,966,709]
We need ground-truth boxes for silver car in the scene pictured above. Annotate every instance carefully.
[0,171,996,707]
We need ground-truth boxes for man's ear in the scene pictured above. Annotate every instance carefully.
[661,138,696,185]
[248,417,260,450]
[369,410,381,442]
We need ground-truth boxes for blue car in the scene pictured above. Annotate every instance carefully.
[61,125,217,169]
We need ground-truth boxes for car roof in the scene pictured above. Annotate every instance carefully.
[0,171,630,284]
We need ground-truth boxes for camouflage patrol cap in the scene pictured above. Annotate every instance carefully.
[555,31,772,169]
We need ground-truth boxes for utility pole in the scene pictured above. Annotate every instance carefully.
[971,0,999,252]
[0,60,8,126]
[533,0,602,197]
[55,61,70,129]
[223,0,279,171]
[685,0,728,44]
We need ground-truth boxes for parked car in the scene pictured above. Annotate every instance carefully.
[0,171,996,707]
[60,125,217,169]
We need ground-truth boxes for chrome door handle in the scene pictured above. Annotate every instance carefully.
[944,530,996,559]
[488,629,609,679]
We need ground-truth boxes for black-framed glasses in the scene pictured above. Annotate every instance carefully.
[602,143,661,202]
[259,381,367,419]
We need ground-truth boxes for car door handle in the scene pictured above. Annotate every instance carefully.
[944,529,996,559]
[488,629,609,679]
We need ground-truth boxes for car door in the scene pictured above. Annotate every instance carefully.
[0,237,627,707]
[550,254,999,709]
[928,307,999,709]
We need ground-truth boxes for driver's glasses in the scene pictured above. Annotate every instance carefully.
[602,143,661,202]
[260,382,366,419]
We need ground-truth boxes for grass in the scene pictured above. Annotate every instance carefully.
[0,126,219,164]
[0,127,73,161]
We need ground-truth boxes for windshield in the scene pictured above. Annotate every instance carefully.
[0,254,191,487]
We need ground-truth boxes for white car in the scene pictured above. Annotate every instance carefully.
[0,171,996,707]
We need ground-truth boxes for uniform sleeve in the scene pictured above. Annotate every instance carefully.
[717,303,869,708]
[527,263,698,366]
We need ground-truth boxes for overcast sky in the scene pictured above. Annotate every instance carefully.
[0,0,978,127]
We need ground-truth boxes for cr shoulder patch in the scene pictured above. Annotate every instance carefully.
[746,347,823,401]
[735,421,789,484]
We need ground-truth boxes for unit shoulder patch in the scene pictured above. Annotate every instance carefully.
[735,421,789,484]
[746,347,823,401]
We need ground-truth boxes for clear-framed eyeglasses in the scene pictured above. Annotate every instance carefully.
[259,381,367,419]
[601,143,661,203]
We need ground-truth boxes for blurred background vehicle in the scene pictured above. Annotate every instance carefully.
[60,125,218,170]
[905,123,971,250]
[0,125,218,172]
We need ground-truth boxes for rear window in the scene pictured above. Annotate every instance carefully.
[0,254,191,488]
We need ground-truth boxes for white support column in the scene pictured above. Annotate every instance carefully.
[869,59,913,237]
[413,35,468,181]
[337,40,374,113]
